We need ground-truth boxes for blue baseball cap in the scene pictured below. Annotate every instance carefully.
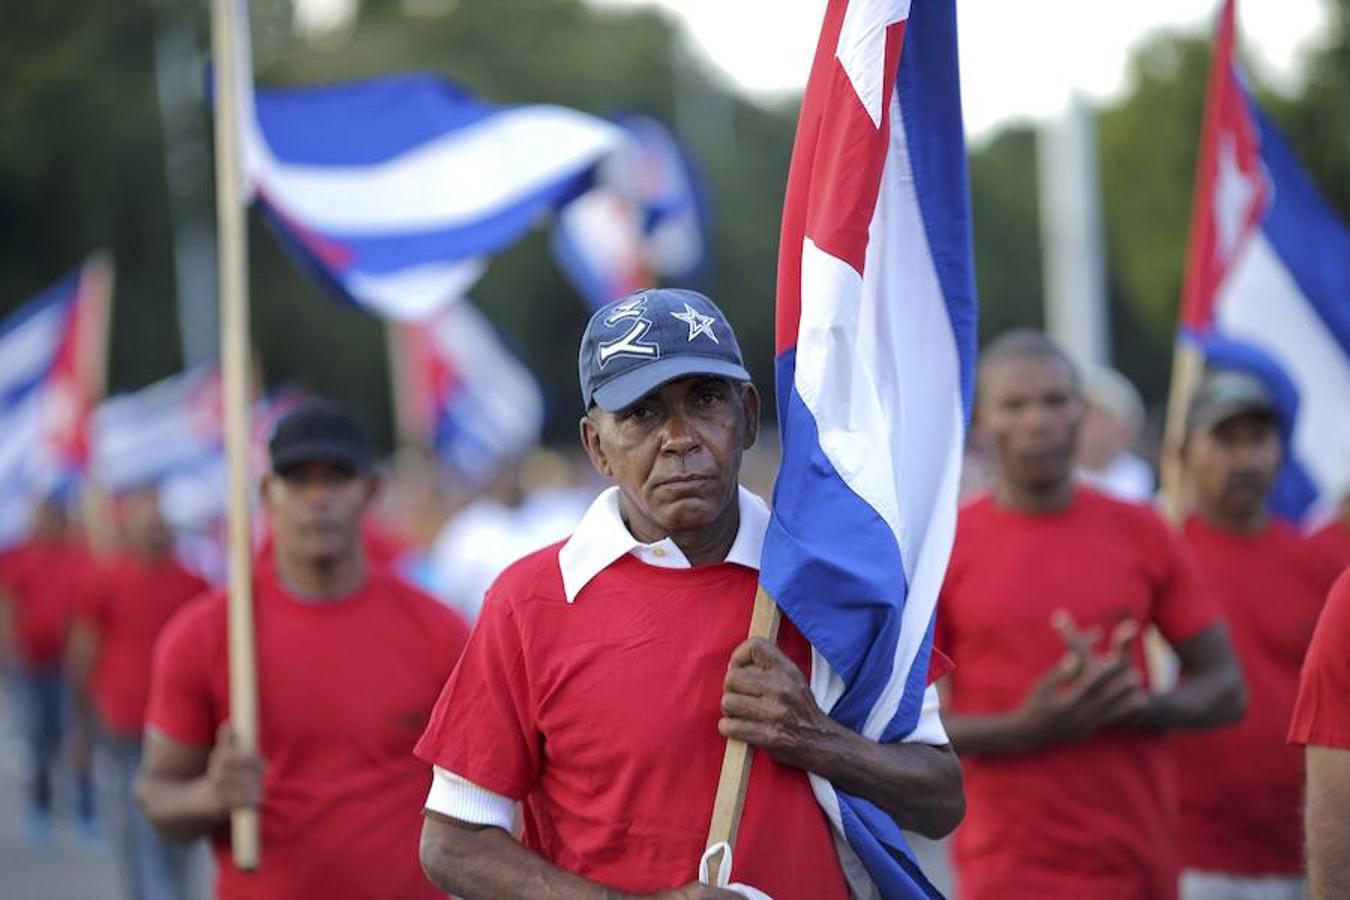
[579,288,750,412]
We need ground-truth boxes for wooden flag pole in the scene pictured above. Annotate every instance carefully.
[385,321,418,449]
[703,586,781,883]
[1158,340,1205,526]
[81,252,118,557]
[209,0,260,871]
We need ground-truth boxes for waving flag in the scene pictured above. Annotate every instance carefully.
[92,364,224,492]
[551,114,711,308]
[758,0,976,896]
[393,301,543,484]
[0,257,112,545]
[1179,0,1350,524]
[238,74,623,320]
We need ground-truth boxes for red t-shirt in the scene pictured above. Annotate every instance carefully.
[936,489,1220,900]
[1175,517,1340,875]
[145,566,469,900]
[1290,568,1350,750]
[416,546,850,900]
[80,554,209,736]
[1307,519,1350,570]
[0,538,93,666]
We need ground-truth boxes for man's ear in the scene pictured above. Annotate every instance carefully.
[579,413,613,478]
[740,383,761,450]
[259,474,276,515]
[359,473,380,509]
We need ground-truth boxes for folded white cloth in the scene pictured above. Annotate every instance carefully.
[699,842,774,900]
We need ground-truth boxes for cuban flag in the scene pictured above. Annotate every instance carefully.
[241,75,624,321]
[393,301,544,485]
[758,1,976,896]
[0,258,111,546]
[92,364,225,493]
[1179,0,1350,524]
[551,114,712,308]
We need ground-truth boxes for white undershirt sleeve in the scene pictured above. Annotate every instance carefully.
[424,766,517,832]
[900,684,949,745]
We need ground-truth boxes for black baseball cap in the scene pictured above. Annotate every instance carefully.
[268,399,374,475]
[578,288,751,412]
[1185,370,1280,437]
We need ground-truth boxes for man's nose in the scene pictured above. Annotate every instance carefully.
[660,409,700,454]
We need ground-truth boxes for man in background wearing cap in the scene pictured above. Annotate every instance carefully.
[936,330,1245,900]
[416,289,964,899]
[1173,370,1343,900]
[68,485,209,900]
[135,399,470,899]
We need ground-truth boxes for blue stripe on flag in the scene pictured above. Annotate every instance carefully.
[838,791,943,900]
[761,350,914,734]
[255,75,497,166]
[312,166,598,274]
[1249,102,1350,357]
[897,0,979,420]
[0,270,78,408]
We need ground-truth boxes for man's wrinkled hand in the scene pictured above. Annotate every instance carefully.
[718,637,837,770]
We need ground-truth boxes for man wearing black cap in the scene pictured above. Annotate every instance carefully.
[135,399,470,900]
[1173,370,1343,900]
[415,289,963,900]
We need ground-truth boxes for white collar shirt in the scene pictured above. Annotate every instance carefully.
[557,484,769,602]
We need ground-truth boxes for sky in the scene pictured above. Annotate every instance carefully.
[292,0,1334,138]
[590,0,1333,137]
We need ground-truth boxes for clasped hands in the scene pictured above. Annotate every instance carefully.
[1016,609,1151,746]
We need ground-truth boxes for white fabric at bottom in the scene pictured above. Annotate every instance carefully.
[1180,870,1305,900]
[698,842,773,899]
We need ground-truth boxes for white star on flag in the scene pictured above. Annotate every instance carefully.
[671,302,719,343]
[1213,133,1260,265]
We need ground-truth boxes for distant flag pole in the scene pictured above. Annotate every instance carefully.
[209,0,260,870]
[79,252,118,558]
[385,320,433,449]
[1160,0,1239,526]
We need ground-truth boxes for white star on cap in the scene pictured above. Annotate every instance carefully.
[670,302,719,344]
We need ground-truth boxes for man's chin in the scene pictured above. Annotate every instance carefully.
[652,496,722,534]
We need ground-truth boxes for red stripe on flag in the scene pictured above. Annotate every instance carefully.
[1179,0,1269,334]
[776,0,906,356]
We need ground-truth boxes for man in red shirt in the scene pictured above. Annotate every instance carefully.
[69,486,210,900]
[1174,371,1343,900]
[0,494,98,842]
[1290,568,1350,900]
[135,399,470,899]
[416,289,964,899]
[937,330,1246,900]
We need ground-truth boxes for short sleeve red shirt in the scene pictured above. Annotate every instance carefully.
[79,554,208,737]
[1175,517,1341,875]
[1290,568,1350,750]
[416,546,850,900]
[145,565,469,900]
[0,539,93,666]
[936,489,1220,900]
